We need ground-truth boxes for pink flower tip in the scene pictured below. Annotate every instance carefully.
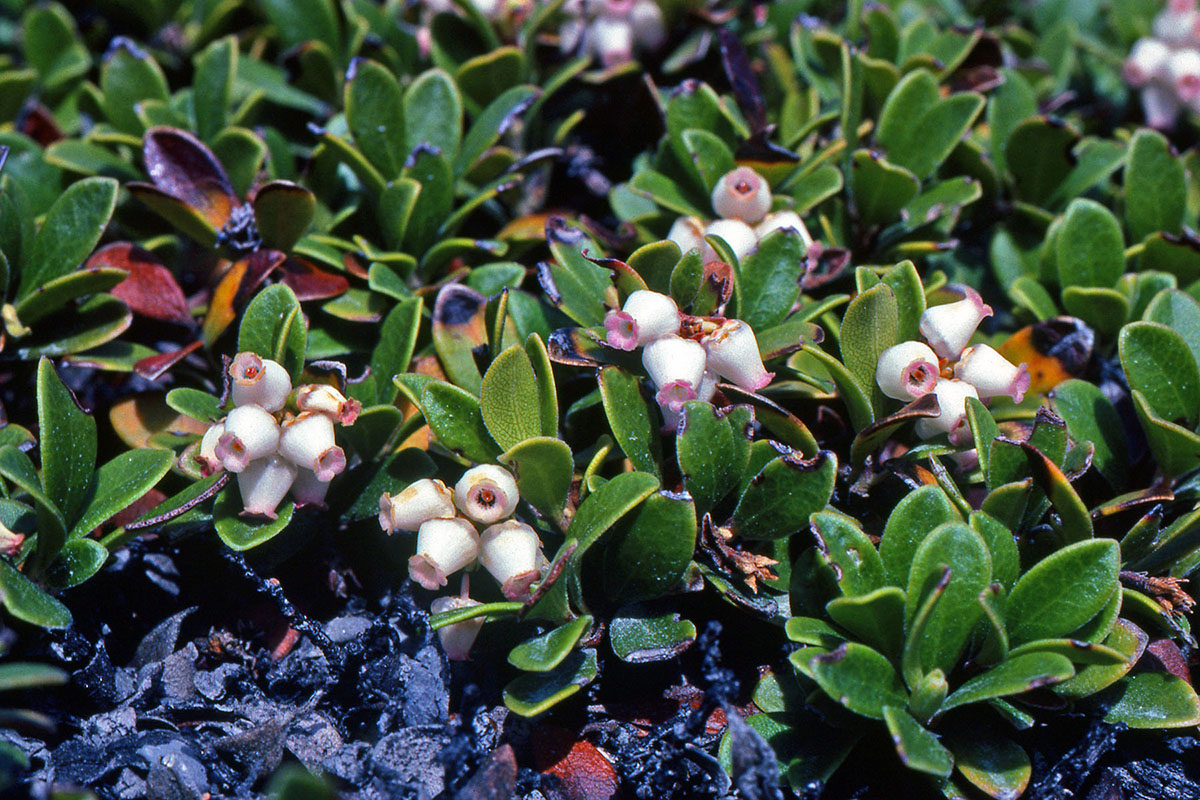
[655,379,697,412]
[605,310,639,350]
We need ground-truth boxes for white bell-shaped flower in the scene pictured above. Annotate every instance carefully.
[754,210,814,249]
[216,405,280,473]
[379,478,457,534]
[237,456,297,519]
[605,290,681,350]
[918,285,993,360]
[875,341,940,401]
[409,517,480,590]
[229,352,292,413]
[291,469,332,508]
[278,412,346,482]
[702,320,773,392]
[667,216,706,257]
[1170,49,1200,109]
[1125,38,1172,87]
[954,344,1031,403]
[630,0,666,49]
[703,218,757,262]
[430,594,485,660]
[711,168,772,225]
[655,379,696,433]
[454,465,520,525]
[1154,0,1200,46]
[478,520,544,599]
[587,14,634,66]
[297,384,362,426]
[914,379,979,445]
[642,335,706,392]
[1141,83,1184,129]
[0,519,25,558]
[696,369,719,403]
[195,421,226,476]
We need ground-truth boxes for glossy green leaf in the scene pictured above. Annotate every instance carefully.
[940,653,1075,714]
[37,358,96,525]
[603,491,696,605]
[905,522,991,676]
[807,642,908,720]
[1056,198,1124,289]
[0,559,71,629]
[14,267,127,327]
[826,586,905,659]
[565,471,659,601]
[1056,619,1148,699]
[945,722,1031,800]
[345,59,405,179]
[1125,128,1186,242]
[525,334,559,438]
[733,451,837,541]
[100,44,168,135]
[69,449,174,538]
[213,489,294,551]
[508,615,591,672]
[1061,286,1128,338]
[503,648,598,717]
[850,149,920,227]
[1131,390,1200,476]
[681,128,735,193]
[1006,638,1128,666]
[676,400,747,512]
[500,437,572,522]
[17,177,118,301]
[840,282,899,417]
[420,381,502,464]
[192,36,236,141]
[876,70,984,179]
[811,509,887,597]
[0,662,67,691]
[1004,539,1120,646]
[237,284,306,380]
[969,512,1020,591]
[737,228,808,330]
[43,537,107,589]
[404,68,462,163]
[880,485,961,587]
[1102,671,1200,729]
[598,365,661,477]
[252,182,315,253]
[1119,321,1200,428]
[479,345,541,452]
[882,706,952,777]
[1007,116,1079,205]
[257,0,339,52]
[609,608,697,663]
[1050,379,1128,489]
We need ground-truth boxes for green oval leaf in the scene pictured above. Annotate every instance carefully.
[508,615,591,673]
[609,607,697,663]
[598,365,662,478]
[603,491,697,605]
[503,648,598,717]
[18,177,119,300]
[1119,321,1200,428]
[480,345,542,452]
[238,284,307,381]
[807,642,908,720]
[732,451,837,541]
[882,706,952,777]
[1056,198,1124,289]
[500,437,572,523]
[1102,671,1200,729]
[879,485,961,587]
[213,488,295,551]
[420,381,502,464]
[0,559,71,629]
[1125,128,1187,242]
[1004,539,1120,646]
[940,653,1075,714]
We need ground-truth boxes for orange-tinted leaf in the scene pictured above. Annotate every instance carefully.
[533,725,619,800]
[281,256,349,301]
[999,317,1094,395]
[127,183,223,247]
[497,212,554,242]
[90,242,192,324]
[202,259,248,345]
[134,340,203,380]
[109,393,207,450]
[142,126,236,228]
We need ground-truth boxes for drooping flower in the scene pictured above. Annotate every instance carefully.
[237,456,297,519]
[478,520,544,599]
[711,167,773,225]
[216,405,280,473]
[1170,48,1200,110]
[655,379,697,432]
[875,341,940,401]
[0,520,25,558]
[291,469,332,508]
[278,412,346,482]
[914,379,980,445]
[430,593,485,660]
[604,290,681,350]
[642,335,707,393]
[229,352,292,413]
[453,465,520,525]
[667,216,706,257]
[1125,38,1173,87]
[297,384,362,426]
[954,344,1031,403]
[702,320,773,392]
[195,421,226,476]
[703,218,757,262]
[1154,0,1200,46]
[755,210,814,248]
[918,285,993,360]
[379,478,457,534]
[409,517,480,590]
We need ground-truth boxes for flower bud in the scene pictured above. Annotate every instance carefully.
[380,478,457,534]
[630,0,666,49]
[702,320,773,392]
[918,285,993,360]
[237,456,297,519]
[604,290,681,350]
[1125,38,1172,87]
[954,344,1031,404]
[711,168,772,225]
[668,216,706,257]
[1171,49,1200,107]
[229,352,292,413]
[0,520,25,558]
[216,405,280,473]
[454,465,520,524]
[195,422,226,476]
[409,517,480,590]
[875,341,939,401]
[278,412,346,482]
[297,384,362,426]
[479,520,544,599]
[292,469,331,508]
[703,218,757,262]
[430,595,485,660]
[1141,83,1184,129]
[642,335,706,392]
[914,379,979,445]
[754,210,814,249]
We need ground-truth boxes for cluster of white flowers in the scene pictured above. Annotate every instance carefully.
[668,167,814,265]
[875,286,1029,445]
[604,288,773,429]
[559,0,666,67]
[194,353,360,517]
[1125,0,1200,128]
[379,465,546,659]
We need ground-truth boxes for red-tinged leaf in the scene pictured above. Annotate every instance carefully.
[583,253,647,301]
[458,745,518,799]
[134,340,203,381]
[281,256,349,301]
[533,725,619,800]
[344,253,370,279]
[1146,640,1192,684]
[127,183,225,247]
[89,243,192,324]
[18,101,63,146]
[236,250,287,304]
[202,259,247,345]
[142,126,236,227]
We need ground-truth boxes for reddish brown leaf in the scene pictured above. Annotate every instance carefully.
[235,250,287,304]
[534,725,618,800]
[343,252,370,279]
[142,126,236,228]
[134,340,203,381]
[281,256,350,301]
[459,745,518,799]
[202,259,247,345]
[18,101,63,146]
[90,242,192,324]
[1146,639,1192,684]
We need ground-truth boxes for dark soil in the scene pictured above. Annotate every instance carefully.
[2,530,1198,800]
